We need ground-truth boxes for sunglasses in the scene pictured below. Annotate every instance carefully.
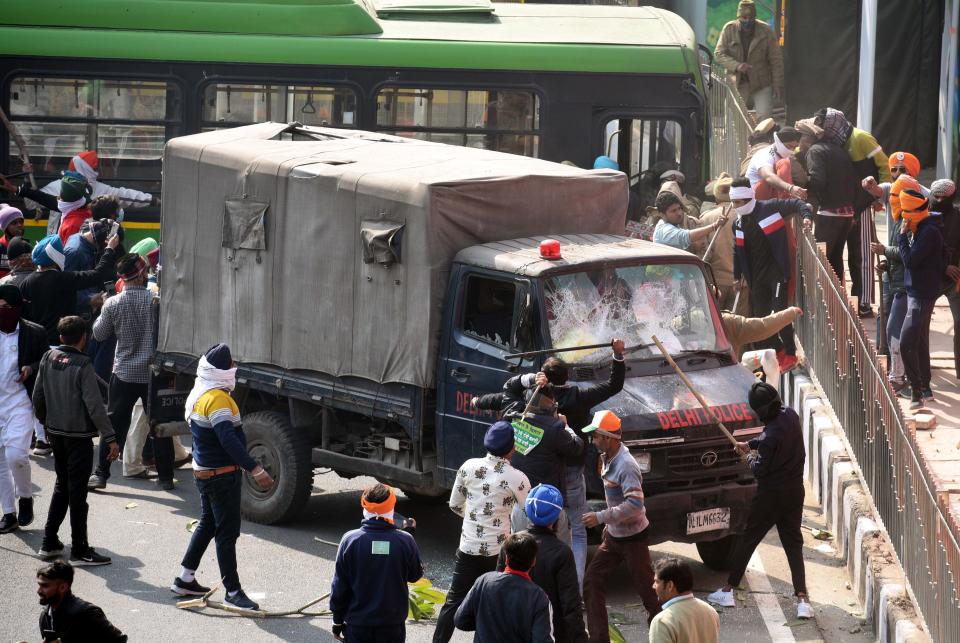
[891,166,908,173]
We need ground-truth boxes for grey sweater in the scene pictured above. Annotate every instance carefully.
[594,443,650,538]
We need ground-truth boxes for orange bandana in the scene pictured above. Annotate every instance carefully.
[889,175,922,222]
[899,188,930,233]
[361,486,397,524]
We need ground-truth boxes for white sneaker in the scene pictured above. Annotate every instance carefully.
[797,600,814,619]
[707,588,736,608]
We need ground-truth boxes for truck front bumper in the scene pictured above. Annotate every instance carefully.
[588,480,757,545]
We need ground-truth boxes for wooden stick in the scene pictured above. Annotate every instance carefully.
[650,335,743,455]
[0,106,37,190]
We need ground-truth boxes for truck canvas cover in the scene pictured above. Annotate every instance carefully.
[159,122,627,387]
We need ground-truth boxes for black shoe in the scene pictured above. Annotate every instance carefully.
[17,497,33,527]
[0,512,18,533]
[70,547,112,566]
[171,577,211,596]
[158,479,175,491]
[87,475,106,490]
[921,388,935,401]
[858,305,875,318]
[31,440,52,456]
[224,589,260,611]
[173,453,193,469]
[909,391,925,410]
[38,539,65,560]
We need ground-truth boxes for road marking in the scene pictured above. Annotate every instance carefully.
[745,550,797,643]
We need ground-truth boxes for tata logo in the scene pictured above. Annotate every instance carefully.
[700,451,719,468]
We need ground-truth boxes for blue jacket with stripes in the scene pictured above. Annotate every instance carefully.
[733,198,812,285]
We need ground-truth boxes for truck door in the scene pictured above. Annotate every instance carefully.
[436,269,536,486]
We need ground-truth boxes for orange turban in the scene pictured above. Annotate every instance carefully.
[888,151,920,178]
[889,175,921,221]
[899,188,930,233]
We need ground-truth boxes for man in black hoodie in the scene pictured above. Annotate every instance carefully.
[806,134,858,281]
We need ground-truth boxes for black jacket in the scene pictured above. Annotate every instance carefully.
[900,217,945,300]
[39,593,127,642]
[16,318,48,396]
[477,360,624,466]
[20,248,117,343]
[497,526,587,643]
[936,205,960,292]
[806,141,857,212]
[454,571,553,643]
[510,412,583,495]
[33,346,116,442]
[747,407,804,490]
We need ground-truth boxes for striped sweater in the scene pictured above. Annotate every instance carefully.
[595,443,649,538]
[734,198,812,286]
[189,388,257,471]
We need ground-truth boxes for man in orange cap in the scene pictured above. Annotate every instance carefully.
[897,189,944,409]
[581,410,660,641]
[330,483,423,642]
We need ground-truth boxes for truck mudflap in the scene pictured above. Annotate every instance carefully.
[588,480,756,545]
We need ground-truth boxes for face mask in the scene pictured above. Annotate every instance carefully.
[739,18,755,29]
[0,304,22,333]
[773,133,793,159]
[735,199,756,216]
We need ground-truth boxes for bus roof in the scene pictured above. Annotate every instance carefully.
[0,1,698,75]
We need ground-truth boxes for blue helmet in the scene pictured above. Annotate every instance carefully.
[593,155,620,171]
[525,484,564,527]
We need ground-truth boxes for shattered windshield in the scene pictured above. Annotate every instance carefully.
[544,263,727,363]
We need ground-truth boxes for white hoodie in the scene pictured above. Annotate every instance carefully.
[40,154,153,208]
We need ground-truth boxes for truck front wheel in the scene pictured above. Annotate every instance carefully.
[696,535,736,571]
[241,411,313,524]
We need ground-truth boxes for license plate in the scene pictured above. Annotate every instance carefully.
[686,507,730,535]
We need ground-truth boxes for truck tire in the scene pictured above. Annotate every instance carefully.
[241,411,313,525]
[399,486,448,505]
[696,535,736,571]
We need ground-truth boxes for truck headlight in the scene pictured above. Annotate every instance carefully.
[633,451,651,473]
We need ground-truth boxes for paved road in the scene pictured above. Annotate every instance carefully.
[1,448,871,642]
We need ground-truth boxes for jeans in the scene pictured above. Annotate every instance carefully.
[432,550,498,643]
[584,528,661,642]
[748,85,774,121]
[815,216,854,282]
[886,292,908,383]
[180,470,244,593]
[900,296,936,392]
[564,465,588,589]
[97,376,174,482]
[749,280,795,355]
[347,624,405,643]
[44,435,94,549]
[727,485,807,596]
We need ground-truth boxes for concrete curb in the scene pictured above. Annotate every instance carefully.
[788,370,930,642]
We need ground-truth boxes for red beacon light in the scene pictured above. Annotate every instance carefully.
[539,239,562,260]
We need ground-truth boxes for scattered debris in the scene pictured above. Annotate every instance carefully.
[906,413,937,430]
[313,537,340,548]
[810,528,833,540]
[849,625,862,634]
[815,543,836,554]
[186,519,199,532]
[124,502,138,510]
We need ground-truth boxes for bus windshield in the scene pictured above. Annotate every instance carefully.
[543,263,728,364]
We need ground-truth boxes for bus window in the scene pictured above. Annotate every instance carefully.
[604,117,683,213]
[375,87,539,157]
[8,76,181,198]
[201,84,358,128]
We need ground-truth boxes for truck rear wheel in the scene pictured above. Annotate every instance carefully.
[696,535,736,571]
[241,411,313,524]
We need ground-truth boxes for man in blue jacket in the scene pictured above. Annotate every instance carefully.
[331,483,424,643]
[897,189,945,409]
[730,177,813,372]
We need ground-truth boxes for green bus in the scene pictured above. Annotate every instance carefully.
[0,0,709,243]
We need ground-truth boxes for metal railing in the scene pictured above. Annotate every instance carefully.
[793,226,960,641]
[708,66,754,179]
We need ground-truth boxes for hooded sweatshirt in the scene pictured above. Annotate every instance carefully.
[186,357,257,471]
[41,154,154,208]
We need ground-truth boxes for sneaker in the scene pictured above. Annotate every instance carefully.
[909,391,924,410]
[70,547,112,566]
[224,589,260,611]
[17,497,33,527]
[858,305,875,318]
[898,386,914,400]
[31,440,52,456]
[778,354,800,372]
[37,540,65,560]
[797,600,814,619]
[87,475,106,490]
[921,388,935,402]
[171,577,211,596]
[158,479,175,491]
[0,512,18,533]
[889,378,910,394]
[707,588,736,608]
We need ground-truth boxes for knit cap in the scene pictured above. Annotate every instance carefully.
[68,150,99,172]
[0,204,23,233]
[483,421,515,456]
[130,237,159,259]
[6,237,32,261]
[748,381,782,422]
[59,171,90,203]
[525,484,564,527]
[32,235,65,269]
[930,179,956,200]
[204,343,233,370]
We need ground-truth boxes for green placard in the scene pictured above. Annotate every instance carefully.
[371,540,391,555]
[511,419,545,456]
